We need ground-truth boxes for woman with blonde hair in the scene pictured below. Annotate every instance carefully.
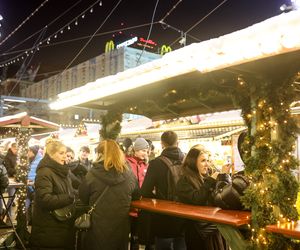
[79,139,140,250]
[30,140,76,249]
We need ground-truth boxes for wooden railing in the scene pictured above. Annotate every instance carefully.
[131,198,250,226]
[266,221,300,239]
[131,198,251,250]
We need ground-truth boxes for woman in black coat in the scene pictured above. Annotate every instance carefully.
[79,139,140,250]
[30,140,76,250]
[176,146,227,250]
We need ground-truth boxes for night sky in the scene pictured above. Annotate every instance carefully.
[0,0,290,79]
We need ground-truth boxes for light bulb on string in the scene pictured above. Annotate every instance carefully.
[60,29,63,34]
[100,1,102,6]
[82,14,85,19]
[75,20,78,25]
[68,25,70,30]
[90,8,93,13]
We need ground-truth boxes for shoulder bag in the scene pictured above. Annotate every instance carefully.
[75,186,109,230]
[52,203,75,221]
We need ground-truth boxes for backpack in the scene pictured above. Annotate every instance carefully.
[158,156,182,201]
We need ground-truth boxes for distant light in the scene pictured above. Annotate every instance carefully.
[0,15,3,21]
[3,98,26,103]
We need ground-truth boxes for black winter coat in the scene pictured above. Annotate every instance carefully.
[177,171,227,250]
[4,149,17,177]
[30,154,76,250]
[141,146,186,238]
[79,162,140,250]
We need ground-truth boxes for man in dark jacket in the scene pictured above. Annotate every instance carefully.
[141,131,186,250]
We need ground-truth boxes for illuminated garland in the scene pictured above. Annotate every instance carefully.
[232,73,300,249]
[15,127,32,246]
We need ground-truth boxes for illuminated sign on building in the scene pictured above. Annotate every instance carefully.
[116,36,138,49]
[105,40,115,52]
[105,36,159,53]
[160,45,172,55]
[139,37,157,46]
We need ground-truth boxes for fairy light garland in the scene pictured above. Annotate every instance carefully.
[233,72,300,249]
[0,0,103,68]
[0,0,49,47]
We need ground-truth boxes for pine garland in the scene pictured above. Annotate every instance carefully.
[100,109,122,140]
[232,73,300,249]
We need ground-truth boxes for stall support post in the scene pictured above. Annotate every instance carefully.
[15,127,31,248]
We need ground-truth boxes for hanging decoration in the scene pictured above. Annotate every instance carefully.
[100,109,122,140]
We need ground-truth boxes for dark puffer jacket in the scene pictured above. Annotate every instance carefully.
[79,162,140,250]
[30,154,75,249]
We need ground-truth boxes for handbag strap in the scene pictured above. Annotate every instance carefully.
[88,186,109,215]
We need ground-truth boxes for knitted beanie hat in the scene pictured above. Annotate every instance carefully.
[133,138,149,151]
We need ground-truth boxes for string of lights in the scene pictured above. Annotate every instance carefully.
[23,0,121,105]
[8,27,47,96]
[0,22,156,57]
[136,0,160,66]
[0,0,103,67]
[0,0,49,47]
[1,0,83,55]
[53,0,123,84]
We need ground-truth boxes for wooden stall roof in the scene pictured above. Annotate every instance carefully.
[0,112,60,134]
[131,198,251,227]
[50,11,300,120]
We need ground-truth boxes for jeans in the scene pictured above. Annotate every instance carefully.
[155,237,186,250]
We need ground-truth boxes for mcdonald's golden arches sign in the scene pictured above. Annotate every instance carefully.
[160,45,172,55]
[105,40,115,52]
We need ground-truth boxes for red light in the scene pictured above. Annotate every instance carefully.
[139,37,157,46]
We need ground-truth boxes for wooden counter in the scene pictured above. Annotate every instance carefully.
[131,198,251,227]
[266,221,300,239]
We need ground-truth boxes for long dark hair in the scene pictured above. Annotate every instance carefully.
[182,147,208,189]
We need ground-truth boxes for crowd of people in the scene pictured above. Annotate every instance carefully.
[0,130,249,250]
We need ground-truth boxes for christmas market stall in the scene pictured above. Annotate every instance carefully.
[0,112,59,248]
[50,11,300,249]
